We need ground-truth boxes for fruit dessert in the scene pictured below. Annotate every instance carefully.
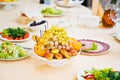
[0,27,29,40]
[33,25,82,60]
[81,68,120,80]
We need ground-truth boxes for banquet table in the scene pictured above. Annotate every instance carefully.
[0,0,120,80]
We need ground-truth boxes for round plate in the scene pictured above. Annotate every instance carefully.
[42,14,64,17]
[78,39,110,55]
[77,71,84,80]
[0,48,31,61]
[55,0,76,8]
[0,32,31,43]
[0,1,18,4]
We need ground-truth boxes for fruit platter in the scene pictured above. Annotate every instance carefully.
[0,41,31,60]
[33,25,82,67]
[77,68,120,80]
[0,27,31,42]
[41,7,64,17]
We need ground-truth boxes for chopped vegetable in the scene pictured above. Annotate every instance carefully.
[82,68,120,80]
[82,42,97,52]
[2,27,29,40]
[0,41,28,59]
[41,7,63,15]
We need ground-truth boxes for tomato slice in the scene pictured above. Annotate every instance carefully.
[84,74,95,79]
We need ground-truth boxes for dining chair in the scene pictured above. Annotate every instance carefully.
[92,0,104,20]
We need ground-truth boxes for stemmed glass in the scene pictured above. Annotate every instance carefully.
[110,1,120,36]
[75,0,84,18]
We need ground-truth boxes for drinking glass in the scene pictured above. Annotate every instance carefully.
[110,1,120,36]
[75,0,84,18]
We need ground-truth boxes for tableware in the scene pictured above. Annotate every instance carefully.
[0,41,32,61]
[78,15,100,28]
[55,0,76,8]
[0,0,18,9]
[78,39,110,55]
[0,32,31,43]
[110,1,120,35]
[77,71,84,80]
[77,68,120,80]
[41,7,64,17]
[27,20,47,31]
[33,51,80,67]
[33,26,82,67]
[0,48,31,61]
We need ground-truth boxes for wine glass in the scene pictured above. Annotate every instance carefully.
[110,1,120,36]
[75,0,84,18]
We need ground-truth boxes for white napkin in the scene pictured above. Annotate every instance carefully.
[19,8,41,18]
[78,15,100,28]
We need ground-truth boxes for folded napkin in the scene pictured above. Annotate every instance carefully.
[78,15,100,28]
[19,8,41,18]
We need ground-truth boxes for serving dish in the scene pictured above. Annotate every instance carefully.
[32,26,82,67]
[0,34,31,42]
[77,68,120,80]
[41,7,64,17]
[0,27,31,42]
[0,0,18,9]
[78,39,110,55]
[27,20,47,31]
[0,41,31,60]
[55,0,76,8]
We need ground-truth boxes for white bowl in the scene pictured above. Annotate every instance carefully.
[33,52,80,67]
[27,20,47,31]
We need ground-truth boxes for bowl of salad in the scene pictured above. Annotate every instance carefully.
[77,68,120,80]
[41,7,64,17]
[0,27,31,42]
[32,25,82,67]
[0,41,31,60]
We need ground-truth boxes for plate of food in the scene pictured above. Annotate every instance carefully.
[0,41,31,60]
[77,68,120,80]
[0,0,19,9]
[78,39,110,56]
[32,25,82,67]
[41,7,64,17]
[0,27,31,42]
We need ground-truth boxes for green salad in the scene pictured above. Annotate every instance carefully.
[41,7,63,15]
[0,41,29,60]
[82,68,120,80]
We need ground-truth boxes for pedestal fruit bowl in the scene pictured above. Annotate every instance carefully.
[33,25,82,67]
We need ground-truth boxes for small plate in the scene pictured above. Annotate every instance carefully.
[55,0,76,8]
[0,32,31,43]
[0,1,19,10]
[77,71,84,80]
[43,14,64,17]
[0,48,32,61]
[78,39,110,55]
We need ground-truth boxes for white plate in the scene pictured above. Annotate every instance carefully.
[78,39,110,56]
[0,1,18,4]
[42,14,64,17]
[77,71,84,80]
[0,48,32,61]
[0,32,31,43]
[0,1,19,9]
[55,0,76,8]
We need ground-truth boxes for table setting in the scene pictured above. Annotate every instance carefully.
[0,0,120,80]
